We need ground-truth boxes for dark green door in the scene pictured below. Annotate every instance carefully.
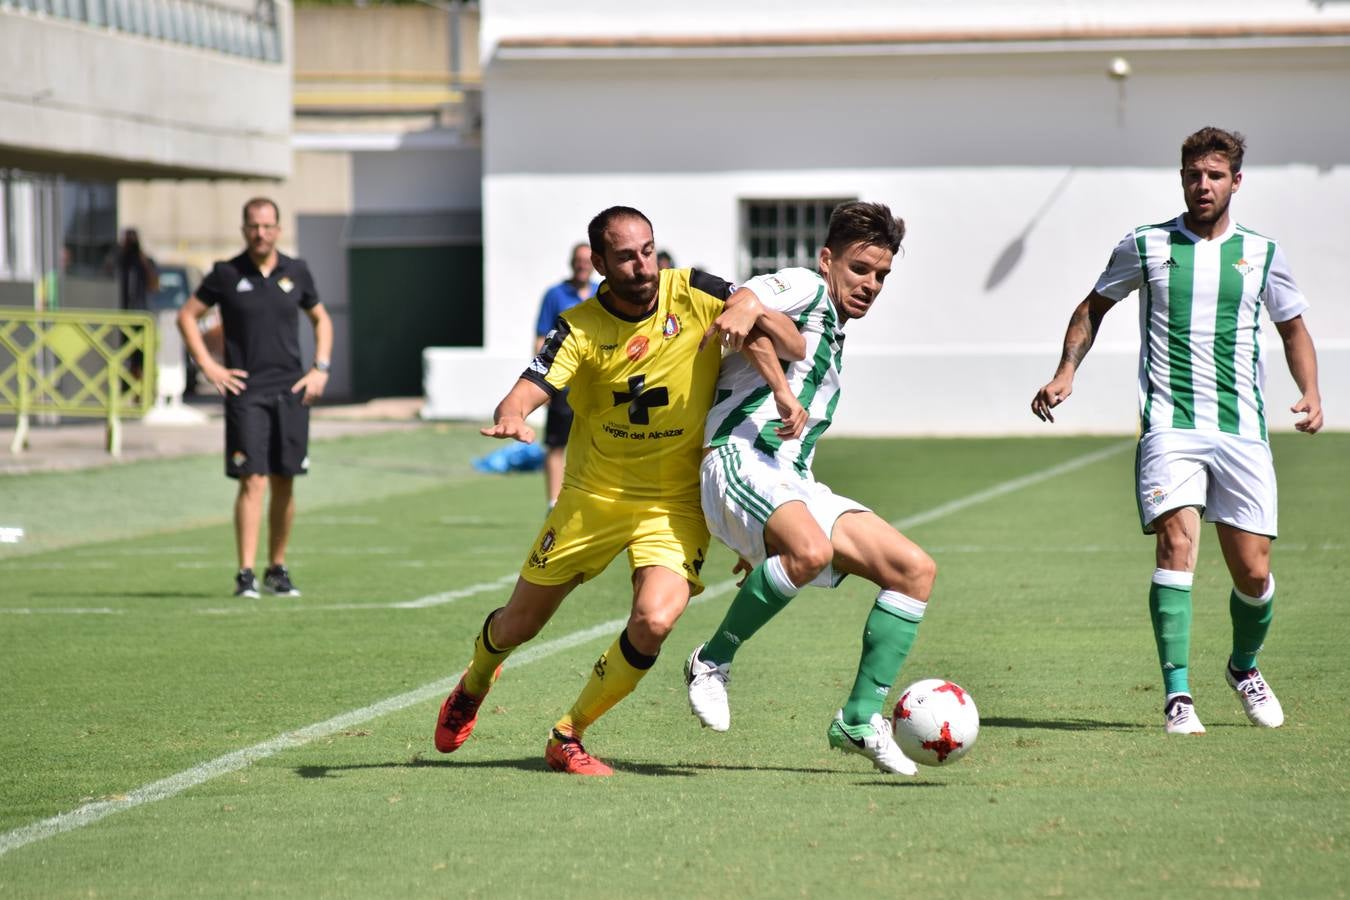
[348,244,483,398]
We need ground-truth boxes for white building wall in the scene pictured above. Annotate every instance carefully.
[424,1,1350,434]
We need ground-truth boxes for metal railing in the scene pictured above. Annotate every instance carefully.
[0,309,156,456]
[0,0,282,62]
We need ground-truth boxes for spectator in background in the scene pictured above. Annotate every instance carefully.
[117,228,158,377]
[117,228,158,312]
[657,249,676,270]
[533,242,597,509]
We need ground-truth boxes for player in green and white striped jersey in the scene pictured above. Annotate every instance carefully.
[685,202,936,775]
[1032,127,1324,736]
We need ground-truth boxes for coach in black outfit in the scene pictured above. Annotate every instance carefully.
[178,197,333,599]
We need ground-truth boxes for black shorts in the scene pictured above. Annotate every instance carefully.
[225,390,310,479]
[543,388,574,449]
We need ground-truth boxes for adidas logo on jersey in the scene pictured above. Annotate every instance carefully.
[236,278,254,292]
[1161,258,1179,270]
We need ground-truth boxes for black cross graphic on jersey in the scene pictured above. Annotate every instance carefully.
[612,374,669,425]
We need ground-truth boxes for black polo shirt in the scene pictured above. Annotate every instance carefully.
[196,252,320,396]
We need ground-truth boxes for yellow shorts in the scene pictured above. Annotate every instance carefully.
[519,488,711,594]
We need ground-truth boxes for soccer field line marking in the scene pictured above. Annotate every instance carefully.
[196,574,520,616]
[0,607,121,615]
[0,441,1129,860]
[889,440,1133,531]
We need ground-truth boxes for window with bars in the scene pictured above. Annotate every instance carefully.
[739,197,853,279]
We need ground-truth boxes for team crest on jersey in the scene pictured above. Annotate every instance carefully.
[626,335,650,361]
[765,275,791,295]
[231,451,247,468]
[662,313,681,339]
[1233,258,1255,276]
[277,276,295,293]
[1146,487,1168,507]
[528,528,556,570]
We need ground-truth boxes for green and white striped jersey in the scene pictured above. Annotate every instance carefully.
[703,267,844,474]
[1095,216,1308,441]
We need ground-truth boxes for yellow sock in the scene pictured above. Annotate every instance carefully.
[554,630,657,739]
[462,610,513,697]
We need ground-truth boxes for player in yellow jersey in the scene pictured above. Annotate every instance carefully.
[434,206,806,775]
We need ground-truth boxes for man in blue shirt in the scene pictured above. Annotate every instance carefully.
[533,242,597,507]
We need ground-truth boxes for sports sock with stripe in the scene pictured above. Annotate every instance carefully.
[1149,569,1193,697]
[841,591,924,725]
[1230,574,1275,672]
[463,609,513,696]
[700,555,800,666]
[554,629,657,739]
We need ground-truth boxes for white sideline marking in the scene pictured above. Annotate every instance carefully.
[0,442,1130,859]
[1,561,116,571]
[195,574,520,616]
[301,516,381,526]
[0,608,120,615]
[889,441,1132,531]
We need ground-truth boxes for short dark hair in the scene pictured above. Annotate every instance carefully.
[587,206,654,256]
[242,196,280,224]
[824,201,905,256]
[1181,127,1246,174]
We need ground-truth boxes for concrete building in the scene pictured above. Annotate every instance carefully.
[0,0,292,310]
[423,0,1350,435]
[118,2,483,401]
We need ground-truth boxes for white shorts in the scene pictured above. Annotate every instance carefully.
[700,444,868,588]
[1135,428,1278,537]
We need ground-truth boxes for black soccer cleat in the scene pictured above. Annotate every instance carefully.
[234,568,260,599]
[262,564,301,597]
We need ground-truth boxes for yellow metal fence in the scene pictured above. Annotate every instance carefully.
[0,309,156,456]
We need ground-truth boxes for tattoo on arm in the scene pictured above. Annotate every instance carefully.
[1058,301,1100,373]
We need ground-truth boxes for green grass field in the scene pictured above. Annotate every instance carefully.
[2,427,1347,898]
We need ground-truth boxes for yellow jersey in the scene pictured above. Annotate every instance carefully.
[523,267,733,503]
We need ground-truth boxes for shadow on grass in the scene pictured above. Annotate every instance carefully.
[294,758,901,779]
[981,716,1145,732]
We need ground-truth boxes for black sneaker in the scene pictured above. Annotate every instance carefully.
[263,564,301,597]
[234,568,260,599]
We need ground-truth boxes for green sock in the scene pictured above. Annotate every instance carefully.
[1230,578,1274,672]
[701,556,799,665]
[1149,571,1193,696]
[841,591,924,725]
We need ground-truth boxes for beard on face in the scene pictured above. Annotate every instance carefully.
[1188,189,1231,224]
[607,272,659,308]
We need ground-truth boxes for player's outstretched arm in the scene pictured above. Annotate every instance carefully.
[1031,292,1113,423]
[481,378,550,443]
[743,331,807,439]
[1275,314,1323,434]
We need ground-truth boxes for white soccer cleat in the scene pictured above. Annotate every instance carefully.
[1164,695,1206,735]
[827,710,918,776]
[1226,662,1285,728]
[685,645,732,732]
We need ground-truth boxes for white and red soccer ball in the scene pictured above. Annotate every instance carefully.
[892,678,979,767]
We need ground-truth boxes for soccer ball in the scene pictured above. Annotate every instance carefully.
[892,678,979,767]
